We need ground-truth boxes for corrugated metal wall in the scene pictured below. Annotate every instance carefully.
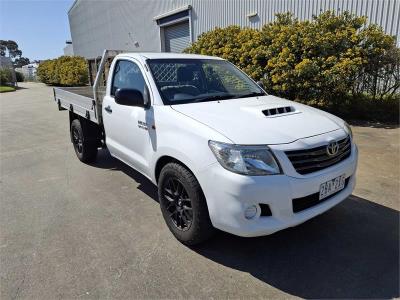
[68,0,400,58]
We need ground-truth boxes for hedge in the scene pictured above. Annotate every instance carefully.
[37,56,88,86]
[15,71,24,82]
[0,68,13,85]
[185,11,400,123]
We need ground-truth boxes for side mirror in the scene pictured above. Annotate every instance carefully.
[257,81,265,91]
[115,88,148,107]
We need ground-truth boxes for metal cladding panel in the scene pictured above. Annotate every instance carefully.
[164,21,191,53]
[68,0,400,58]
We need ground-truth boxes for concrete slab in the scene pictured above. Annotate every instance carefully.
[1,83,398,299]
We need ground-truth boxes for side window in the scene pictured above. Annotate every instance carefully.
[111,60,146,97]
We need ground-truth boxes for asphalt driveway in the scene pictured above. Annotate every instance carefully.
[1,82,399,299]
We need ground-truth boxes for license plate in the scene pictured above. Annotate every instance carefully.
[319,174,346,200]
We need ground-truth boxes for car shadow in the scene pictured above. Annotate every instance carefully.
[348,120,399,129]
[91,149,158,202]
[15,85,28,90]
[192,196,399,298]
[90,149,399,298]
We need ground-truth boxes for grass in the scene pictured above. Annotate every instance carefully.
[0,86,16,93]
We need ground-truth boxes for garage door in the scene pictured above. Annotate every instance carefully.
[164,21,190,53]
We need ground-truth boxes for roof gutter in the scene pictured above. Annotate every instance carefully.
[153,5,191,21]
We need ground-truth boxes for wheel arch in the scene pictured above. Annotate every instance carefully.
[154,155,193,184]
[69,111,103,146]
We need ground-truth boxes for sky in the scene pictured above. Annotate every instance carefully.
[0,0,74,60]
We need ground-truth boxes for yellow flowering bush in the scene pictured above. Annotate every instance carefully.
[37,56,88,86]
[185,11,399,121]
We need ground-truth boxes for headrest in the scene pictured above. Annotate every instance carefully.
[177,66,196,82]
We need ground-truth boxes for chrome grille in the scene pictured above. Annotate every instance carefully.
[285,136,351,175]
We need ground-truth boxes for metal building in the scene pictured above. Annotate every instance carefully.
[68,0,400,58]
[63,40,74,56]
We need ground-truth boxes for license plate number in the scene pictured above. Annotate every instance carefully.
[319,174,346,200]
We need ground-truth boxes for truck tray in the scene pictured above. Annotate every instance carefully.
[53,50,124,125]
[54,86,98,123]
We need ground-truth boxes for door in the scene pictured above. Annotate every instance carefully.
[164,21,190,53]
[102,59,154,175]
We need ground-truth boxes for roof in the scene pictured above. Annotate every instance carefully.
[117,52,224,61]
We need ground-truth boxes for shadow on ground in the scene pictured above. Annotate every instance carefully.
[193,196,399,298]
[15,85,28,90]
[91,149,399,299]
[348,120,399,129]
[91,149,158,201]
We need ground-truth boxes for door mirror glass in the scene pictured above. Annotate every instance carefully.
[115,88,144,107]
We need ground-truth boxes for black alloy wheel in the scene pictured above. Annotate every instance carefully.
[162,177,193,231]
[72,126,83,154]
[158,162,215,245]
[70,119,98,163]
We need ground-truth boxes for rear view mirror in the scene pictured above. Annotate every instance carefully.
[115,88,146,107]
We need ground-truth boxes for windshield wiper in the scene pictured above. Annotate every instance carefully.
[192,94,236,103]
[234,92,266,99]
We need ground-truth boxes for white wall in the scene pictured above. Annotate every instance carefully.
[63,44,74,56]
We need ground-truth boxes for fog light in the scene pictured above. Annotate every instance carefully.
[244,205,258,219]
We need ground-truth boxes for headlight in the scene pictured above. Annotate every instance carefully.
[344,122,353,139]
[208,141,281,175]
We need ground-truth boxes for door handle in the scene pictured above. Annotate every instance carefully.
[104,105,112,113]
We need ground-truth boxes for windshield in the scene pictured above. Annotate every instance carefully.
[147,59,265,105]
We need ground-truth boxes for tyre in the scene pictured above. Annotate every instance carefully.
[70,119,98,163]
[158,162,215,245]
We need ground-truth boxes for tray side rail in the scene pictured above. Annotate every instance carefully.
[53,87,98,123]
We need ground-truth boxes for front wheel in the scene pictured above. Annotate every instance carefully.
[70,119,98,163]
[158,162,215,245]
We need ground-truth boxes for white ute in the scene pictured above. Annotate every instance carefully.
[53,50,358,245]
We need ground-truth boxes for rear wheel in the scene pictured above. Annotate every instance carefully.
[70,119,98,163]
[158,162,215,245]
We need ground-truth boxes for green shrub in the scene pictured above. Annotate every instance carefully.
[185,11,400,122]
[185,26,263,79]
[15,71,24,82]
[303,93,399,123]
[0,68,13,85]
[37,56,88,86]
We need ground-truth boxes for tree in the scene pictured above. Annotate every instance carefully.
[0,40,21,58]
[0,40,29,67]
[0,41,6,56]
[14,57,30,68]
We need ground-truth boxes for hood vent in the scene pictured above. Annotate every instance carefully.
[263,106,295,117]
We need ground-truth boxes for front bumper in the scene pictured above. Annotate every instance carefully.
[197,137,358,237]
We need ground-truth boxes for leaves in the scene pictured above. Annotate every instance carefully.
[0,40,23,61]
[37,56,88,86]
[14,57,30,68]
[185,10,399,104]
[0,68,13,85]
